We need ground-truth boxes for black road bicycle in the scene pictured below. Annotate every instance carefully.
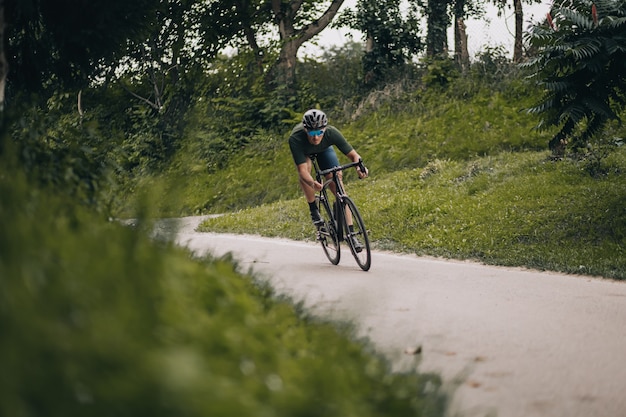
[310,154,371,271]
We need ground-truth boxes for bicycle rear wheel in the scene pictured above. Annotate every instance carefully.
[341,197,371,271]
[317,195,340,265]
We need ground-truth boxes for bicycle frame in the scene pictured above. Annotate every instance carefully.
[312,156,365,201]
[312,156,362,228]
[310,154,371,271]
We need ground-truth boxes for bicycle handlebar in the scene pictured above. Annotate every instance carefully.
[318,159,367,177]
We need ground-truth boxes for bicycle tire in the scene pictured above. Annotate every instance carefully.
[341,196,371,271]
[317,194,340,265]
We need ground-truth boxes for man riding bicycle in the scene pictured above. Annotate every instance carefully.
[288,109,368,247]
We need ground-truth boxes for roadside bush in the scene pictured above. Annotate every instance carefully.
[0,144,447,417]
[8,98,113,208]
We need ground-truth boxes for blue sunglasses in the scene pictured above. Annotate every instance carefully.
[308,129,325,136]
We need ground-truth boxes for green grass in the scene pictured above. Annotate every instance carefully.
[150,78,553,218]
[199,149,626,280]
[178,79,625,281]
[152,131,298,217]
[341,87,549,172]
[0,151,448,416]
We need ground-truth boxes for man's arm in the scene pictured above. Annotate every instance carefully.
[346,149,368,178]
[346,149,361,163]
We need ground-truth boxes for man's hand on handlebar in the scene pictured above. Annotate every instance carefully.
[311,180,323,191]
[356,163,368,179]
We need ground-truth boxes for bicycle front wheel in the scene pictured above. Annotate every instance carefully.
[317,195,340,265]
[341,197,371,271]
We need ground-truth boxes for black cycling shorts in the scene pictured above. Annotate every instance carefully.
[312,146,340,171]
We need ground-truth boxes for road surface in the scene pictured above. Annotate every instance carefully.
[157,216,626,417]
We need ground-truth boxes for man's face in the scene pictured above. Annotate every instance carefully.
[307,128,325,145]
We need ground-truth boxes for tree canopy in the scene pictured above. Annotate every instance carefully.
[344,0,422,85]
[6,0,163,93]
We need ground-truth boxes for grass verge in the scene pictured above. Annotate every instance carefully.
[198,150,626,280]
[1,157,448,416]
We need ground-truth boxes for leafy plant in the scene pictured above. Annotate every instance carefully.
[421,57,460,87]
[523,0,626,156]
[8,97,115,208]
[470,46,519,84]
[341,0,422,86]
[6,0,163,93]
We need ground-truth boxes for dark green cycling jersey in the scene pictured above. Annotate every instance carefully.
[288,123,353,166]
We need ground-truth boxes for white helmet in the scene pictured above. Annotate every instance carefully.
[302,109,328,130]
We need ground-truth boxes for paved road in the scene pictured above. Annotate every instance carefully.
[159,216,626,417]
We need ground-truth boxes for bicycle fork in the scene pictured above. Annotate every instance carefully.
[316,193,348,243]
[333,199,344,241]
[315,195,332,240]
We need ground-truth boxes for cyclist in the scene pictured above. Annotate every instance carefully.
[288,109,368,246]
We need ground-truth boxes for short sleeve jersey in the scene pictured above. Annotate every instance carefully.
[288,123,353,166]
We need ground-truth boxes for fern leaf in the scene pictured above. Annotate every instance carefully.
[584,96,618,119]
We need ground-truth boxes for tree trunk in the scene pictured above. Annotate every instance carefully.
[513,0,523,62]
[426,0,450,58]
[270,0,344,100]
[453,0,469,71]
[456,18,470,72]
[235,0,265,73]
[276,39,300,93]
[365,34,374,53]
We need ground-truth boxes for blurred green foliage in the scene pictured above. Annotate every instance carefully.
[0,138,447,417]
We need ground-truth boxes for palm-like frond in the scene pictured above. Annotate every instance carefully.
[521,0,626,152]
[603,16,626,29]
[541,80,573,93]
[560,103,588,124]
[567,39,602,59]
[604,36,626,53]
[558,8,596,31]
[584,95,618,118]
[581,56,606,73]
[527,93,560,114]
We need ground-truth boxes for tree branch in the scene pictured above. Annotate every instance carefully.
[298,0,345,44]
[120,83,160,111]
[77,90,84,123]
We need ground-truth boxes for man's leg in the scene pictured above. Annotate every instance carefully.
[298,159,323,225]
[298,169,316,204]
